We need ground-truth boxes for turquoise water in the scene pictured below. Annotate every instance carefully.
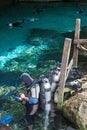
[0,2,87,130]
[0,2,87,68]
[0,2,87,84]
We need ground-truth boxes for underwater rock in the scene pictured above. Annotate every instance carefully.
[27,28,64,46]
[1,43,58,76]
[30,28,60,38]
[29,37,44,46]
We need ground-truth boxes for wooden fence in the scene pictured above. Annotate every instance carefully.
[56,18,87,106]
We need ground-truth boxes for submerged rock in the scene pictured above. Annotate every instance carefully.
[27,28,64,46]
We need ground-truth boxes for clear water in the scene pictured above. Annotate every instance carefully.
[0,2,87,130]
[0,2,87,69]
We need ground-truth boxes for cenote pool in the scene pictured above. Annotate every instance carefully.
[0,2,87,130]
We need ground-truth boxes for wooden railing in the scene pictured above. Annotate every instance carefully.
[56,18,87,106]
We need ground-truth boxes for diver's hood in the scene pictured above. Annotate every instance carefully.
[20,73,34,87]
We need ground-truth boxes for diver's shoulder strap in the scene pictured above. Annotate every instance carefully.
[27,79,37,92]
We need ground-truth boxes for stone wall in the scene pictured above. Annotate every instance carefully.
[16,0,87,2]
[0,0,87,8]
[0,0,15,7]
[16,0,63,2]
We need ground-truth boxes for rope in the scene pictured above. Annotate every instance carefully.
[79,45,87,51]
[77,75,87,83]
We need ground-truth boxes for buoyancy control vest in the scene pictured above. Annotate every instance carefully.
[26,80,40,105]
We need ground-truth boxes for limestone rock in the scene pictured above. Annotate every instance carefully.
[63,91,87,130]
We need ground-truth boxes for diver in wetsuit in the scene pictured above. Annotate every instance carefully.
[17,73,40,130]
[8,20,24,27]
[8,17,39,27]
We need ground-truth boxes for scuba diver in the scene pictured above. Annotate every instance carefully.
[16,73,40,130]
[8,18,39,27]
[79,8,84,14]
[8,20,24,27]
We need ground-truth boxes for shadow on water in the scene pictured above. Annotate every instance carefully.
[0,71,21,86]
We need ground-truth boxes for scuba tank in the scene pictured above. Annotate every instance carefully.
[39,75,51,111]
[65,80,82,92]
[40,77,51,129]
[44,78,51,111]
[51,69,60,93]
[48,68,60,93]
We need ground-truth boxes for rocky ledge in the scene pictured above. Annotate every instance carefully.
[63,89,87,130]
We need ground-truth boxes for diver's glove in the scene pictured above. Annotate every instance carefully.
[14,95,20,101]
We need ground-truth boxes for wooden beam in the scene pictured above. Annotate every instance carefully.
[57,38,72,105]
[73,19,80,67]
[66,58,73,81]
[74,39,87,44]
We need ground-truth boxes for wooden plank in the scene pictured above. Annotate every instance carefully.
[73,19,80,67]
[66,58,73,81]
[74,19,80,39]
[57,38,72,105]
[64,87,74,93]
[74,39,87,44]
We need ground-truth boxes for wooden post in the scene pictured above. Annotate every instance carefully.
[73,19,81,67]
[66,58,73,80]
[57,38,72,107]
